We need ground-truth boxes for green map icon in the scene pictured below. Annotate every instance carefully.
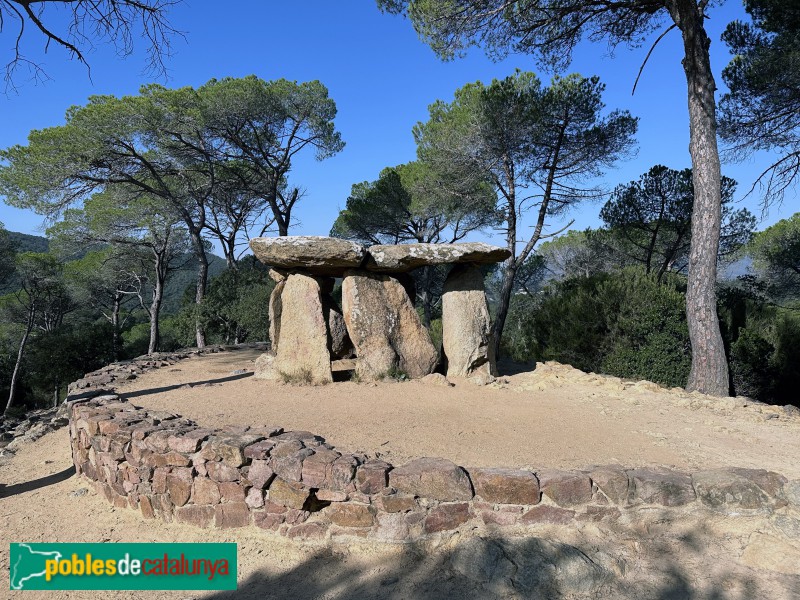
[10,543,63,590]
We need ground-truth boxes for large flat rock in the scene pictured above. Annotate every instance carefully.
[250,237,366,275]
[364,242,510,272]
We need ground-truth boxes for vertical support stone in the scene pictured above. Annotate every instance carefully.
[268,278,286,353]
[275,274,333,384]
[442,264,496,377]
[322,295,354,359]
[341,270,438,380]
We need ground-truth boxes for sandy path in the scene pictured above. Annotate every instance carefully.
[113,349,800,477]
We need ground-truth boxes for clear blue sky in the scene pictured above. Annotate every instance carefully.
[1,1,795,247]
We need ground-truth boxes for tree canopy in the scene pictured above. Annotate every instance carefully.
[747,213,800,301]
[719,0,800,204]
[414,70,637,357]
[599,165,755,280]
[1,0,179,88]
[0,75,344,346]
[331,161,496,246]
[380,0,736,396]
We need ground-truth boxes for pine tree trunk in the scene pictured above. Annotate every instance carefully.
[148,272,164,355]
[5,309,34,416]
[670,0,730,396]
[111,293,121,361]
[490,261,516,362]
[191,230,208,349]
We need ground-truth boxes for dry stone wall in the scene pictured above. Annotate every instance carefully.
[66,351,800,542]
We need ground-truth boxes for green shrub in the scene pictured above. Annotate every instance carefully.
[730,327,776,400]
[501,294,539,363]
[597,270,690,387]
[729,314,800,403]
[504,267,691,387]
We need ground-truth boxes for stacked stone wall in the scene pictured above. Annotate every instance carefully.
[66,351,800,541]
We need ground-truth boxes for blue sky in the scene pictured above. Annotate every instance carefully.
[1,1,795,248]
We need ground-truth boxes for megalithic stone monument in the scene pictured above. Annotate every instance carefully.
[250,236,510,383]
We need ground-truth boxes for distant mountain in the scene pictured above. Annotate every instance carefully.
[0,232,50,295]
[161,254,227,315]
[7,231,49,254]
[0,230,227,308]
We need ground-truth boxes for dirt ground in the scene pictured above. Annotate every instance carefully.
[113,349,800,477]
[2,349,800,599]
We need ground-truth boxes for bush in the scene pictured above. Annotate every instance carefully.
[501,294,539,363]
[597,270,690,387]
[729,327,776,400]
[504,268,691,387]
[729,313,800,404]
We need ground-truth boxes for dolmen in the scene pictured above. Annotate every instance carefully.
[250,236,510,384]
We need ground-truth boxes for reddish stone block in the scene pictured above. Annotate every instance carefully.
[356,461,390,495]
[286,522,329,539]
[375,493,417,513]
[175,505,215,528]
[248,460,275,489]
[165,468,193,507]
[727,467,787,498]
[271,447,314,482]
[144,431,173,453]
[168,430,210,454]
[214,434,266,467]
[329,455,358,491]
[139,495,155,519]
[316,489,348,502]
[538,470,593,507]
[423,503,471,533]
[284,509,310,525]
[191,477,221,505]
[470,467,540,505]
[243,440,275,460]
[301,449,340,488]
[151,493,174,521]
[480,510,519,526]
[390,458,473,502]
[520,505,576,525]
[219,482,247,503]
[246,487,265,509]
[325,503,375,528]
[214,502,251,528]
[152,467,170,494]
[263,501,288,514]
[206,461,240,483]
[628,468,696,506]
[267,478,310,510]
[254,512,284,531]
[144,451,191,468]
[590,467,629,505]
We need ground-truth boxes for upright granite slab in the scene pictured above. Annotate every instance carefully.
[341,270,438,380]
[274,274,332,384]
[442,265,496,377]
